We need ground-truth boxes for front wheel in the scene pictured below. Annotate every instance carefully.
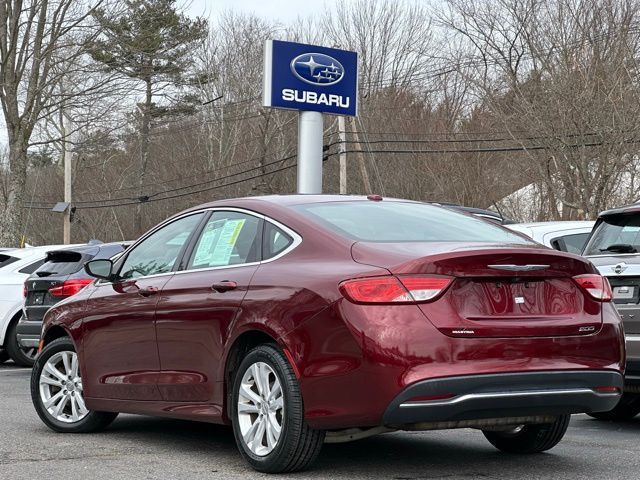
[482,415,570,454]
[231,344,324,473]
[31,337,118,433]
[587,393,640,421]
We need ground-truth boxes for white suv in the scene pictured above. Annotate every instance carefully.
[0,245,80,366]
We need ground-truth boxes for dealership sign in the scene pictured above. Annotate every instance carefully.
[263,40,358,116]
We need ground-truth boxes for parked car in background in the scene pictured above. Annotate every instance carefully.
[17,241,130,365]
[508,221,595,254]
[0,245,81,365]
[31,195,623,473]
[434,202,514,225]
[583,204,640,419]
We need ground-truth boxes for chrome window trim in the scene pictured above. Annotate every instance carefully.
[96,207,302,283]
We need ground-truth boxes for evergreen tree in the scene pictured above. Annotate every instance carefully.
[90,0,207,234]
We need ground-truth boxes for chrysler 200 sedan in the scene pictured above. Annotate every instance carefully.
[31,195,624,473]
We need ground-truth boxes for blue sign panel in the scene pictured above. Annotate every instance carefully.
[263,40,358,116]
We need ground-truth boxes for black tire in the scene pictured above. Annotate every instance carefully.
[587,393,640,421]
[482,415,570,454]
[5,317,36,367]
[0,349,10,364]
[231,344,325,473]
[31,337,118,433]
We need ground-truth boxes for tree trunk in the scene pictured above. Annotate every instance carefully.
[134,76,152,235]
[0,137,28,247]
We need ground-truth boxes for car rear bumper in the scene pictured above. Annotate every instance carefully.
[16,318,41,348]
[383,370,624,426]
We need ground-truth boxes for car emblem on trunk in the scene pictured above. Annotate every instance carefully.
[612,262,628,274]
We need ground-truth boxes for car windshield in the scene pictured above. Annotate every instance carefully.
[294,201,532,243]
[584,214,640,255]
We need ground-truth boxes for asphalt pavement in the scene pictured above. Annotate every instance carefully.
[1,361,639,479]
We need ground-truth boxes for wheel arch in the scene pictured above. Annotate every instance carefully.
[0,308,23,347]
[42,325,72,347]
[222,327,289,422]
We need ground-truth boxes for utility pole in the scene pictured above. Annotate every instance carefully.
[62,115,73,244]
[349,117,372,194]
[338,116,347,194]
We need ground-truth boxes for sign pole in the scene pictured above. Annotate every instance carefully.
[297,111,323,194]
[263,39,358,194]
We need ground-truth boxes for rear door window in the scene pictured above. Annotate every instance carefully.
[186,211,262,270]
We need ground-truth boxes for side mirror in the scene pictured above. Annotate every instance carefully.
[84,259,114,281]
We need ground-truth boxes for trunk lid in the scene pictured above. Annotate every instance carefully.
[351,242,602,338]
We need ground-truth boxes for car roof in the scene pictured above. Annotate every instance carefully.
[510,221,594,231]
[598,203,640,217]
[1,243,85,260]
[195,194,415,208]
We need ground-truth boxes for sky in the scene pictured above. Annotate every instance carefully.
[0,0,344,148]
[186,0,340,24]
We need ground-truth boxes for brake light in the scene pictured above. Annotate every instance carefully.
[573,274,612,301]
[339,275,452,304]
[48,278,93,298]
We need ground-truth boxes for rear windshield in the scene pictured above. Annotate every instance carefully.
[34,250,93,277]
[294,201,531,243]
[584,215,640,255]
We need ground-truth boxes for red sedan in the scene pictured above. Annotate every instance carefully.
[31,195,624,473]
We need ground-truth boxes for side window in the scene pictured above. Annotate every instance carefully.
[19,258,45,274]
[119,213,204,279]
[551,233,590,254]
[263,222,294,260]
[187,211,261,270]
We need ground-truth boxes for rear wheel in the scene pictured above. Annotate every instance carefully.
[31,337,118,433]
[587,393,640,421]
[231,344,324,473]
[482,415,570,454]
[5,317,37,367]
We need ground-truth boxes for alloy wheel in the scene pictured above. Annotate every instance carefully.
[38,351,88,423]
[237,361,285,456]
[21,346,38,361]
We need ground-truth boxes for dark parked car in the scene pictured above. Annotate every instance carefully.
[31,195,623,473]
[583,203,640,419]
[17,242,129,365]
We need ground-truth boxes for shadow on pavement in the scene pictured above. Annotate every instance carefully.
[96,415,600,478]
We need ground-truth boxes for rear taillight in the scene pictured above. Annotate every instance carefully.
[48,278,93,298]
[573,274,612,302]
[339,275,453,304]
[23,283,27,298]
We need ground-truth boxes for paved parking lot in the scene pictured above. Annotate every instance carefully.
[1,361,639,479]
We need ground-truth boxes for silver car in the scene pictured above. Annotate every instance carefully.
[583,204,640,419]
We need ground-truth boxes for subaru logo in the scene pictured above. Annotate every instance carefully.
[290,53,344,86]
[612,262,628,274]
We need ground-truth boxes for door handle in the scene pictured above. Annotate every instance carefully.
[211,281,238,293]
[138,286,159,297]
